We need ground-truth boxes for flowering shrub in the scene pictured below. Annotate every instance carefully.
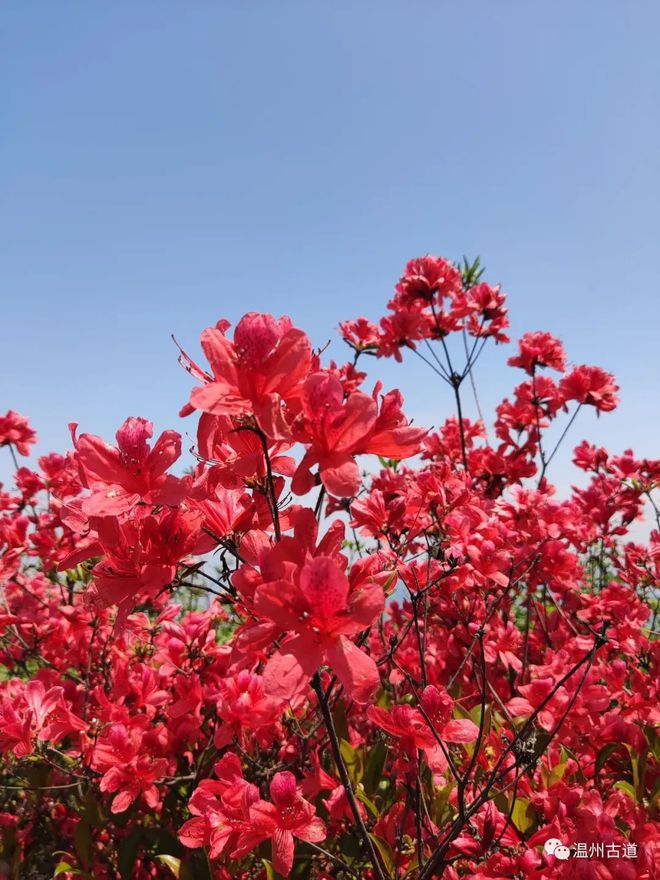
[0,255,658,880]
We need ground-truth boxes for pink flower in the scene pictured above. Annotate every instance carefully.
[394,256,463,306]
[180,754,259,859]
[0,681,85,757]
[291,372,426,497]
[233,772,326,877]
[420,685,480,743]
[508,331,567,374]
[23,680,87,745]
[182,313,312,440]
[367,686,479,768]
[258,555,385,704]
[0,698,33,757]
[71,417,188,515]
[465,283,510,342]
[214,670,283,747]
[339,317,380,351]
[560,365,619,412]
[68,507,204,619]
[0,410,37,456]
[94,722,168,814]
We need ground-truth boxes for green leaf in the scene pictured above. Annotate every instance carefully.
[355,786,379,818]
[614,780,636,799]
[332,702,350,744]
[469,703,491,738]
[541,746,569,787]
[364,740,387,797]
[431,782,456,826]
[155,855,182,878]
[511,798,537,834]
[594,742,621,776]
[545,760,567,787]
[530,729,553,763]
[80,789,106,829]
[643,723,660,761]
[629,746,648,802]
[53,865,85,878]
[291,858,312,879]
[74,821,92,870]
[118,832,142,880]
[559,743,585,784]
[460,255,485,287]
[188,851,212,880]
[368,833,395,873]
[261,859,276,880]
[339,739,363,784]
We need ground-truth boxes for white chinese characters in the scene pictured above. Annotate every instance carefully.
[545,838,638,860]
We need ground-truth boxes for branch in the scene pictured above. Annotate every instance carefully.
[419,626,607,879]
[311,673,386,880]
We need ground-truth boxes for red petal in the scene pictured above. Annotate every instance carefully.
[325,635,380,705]
[441,719,480,743]
[319,456,360,498]
[178,817,208,849]
[272,828,295,877]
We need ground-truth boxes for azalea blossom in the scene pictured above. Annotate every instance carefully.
[233,771,326,877]
[291,372,426,497]
[0,255,656,880]
[71,417,189,515]
[181,312,313,440]
[258,554,385,704]
[0,409,37,456]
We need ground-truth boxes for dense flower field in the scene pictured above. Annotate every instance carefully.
[0,256,658,879]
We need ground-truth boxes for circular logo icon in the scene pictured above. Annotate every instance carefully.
[543,838,571,860]
[543,838,564,856]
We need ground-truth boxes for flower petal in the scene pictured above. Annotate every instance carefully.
[325,635,380,705]
[441,719,480,743]
[272,828,295,877]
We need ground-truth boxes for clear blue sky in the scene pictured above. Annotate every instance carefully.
[2,2,659,492]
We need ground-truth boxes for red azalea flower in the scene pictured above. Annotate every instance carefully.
[0,410,37,456]
[182,312,313,440]
[508,331,567,375]
[560,365,619,412]
[71,417,189,515]
[291,372,425,497]
[233,771,326,877]
[258,554,385,704]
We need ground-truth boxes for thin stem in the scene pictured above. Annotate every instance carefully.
[451,376,470,473]
[7,442,39,518]
[0,782,81,792]
[302,841,360,878]
[419,627,606,880]
[457,632,487,819]
[410,345,451,383]
[542,404,583,475]
[314,486,326,522]
[311,674,385,880]
[531,369,547,481]
[462,328,486,431]
[257,428,281,540]
[422,338,451,381]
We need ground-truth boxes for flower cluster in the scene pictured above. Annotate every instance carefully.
[0,255,657,880]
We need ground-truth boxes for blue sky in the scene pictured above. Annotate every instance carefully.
[2,2,659,493]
